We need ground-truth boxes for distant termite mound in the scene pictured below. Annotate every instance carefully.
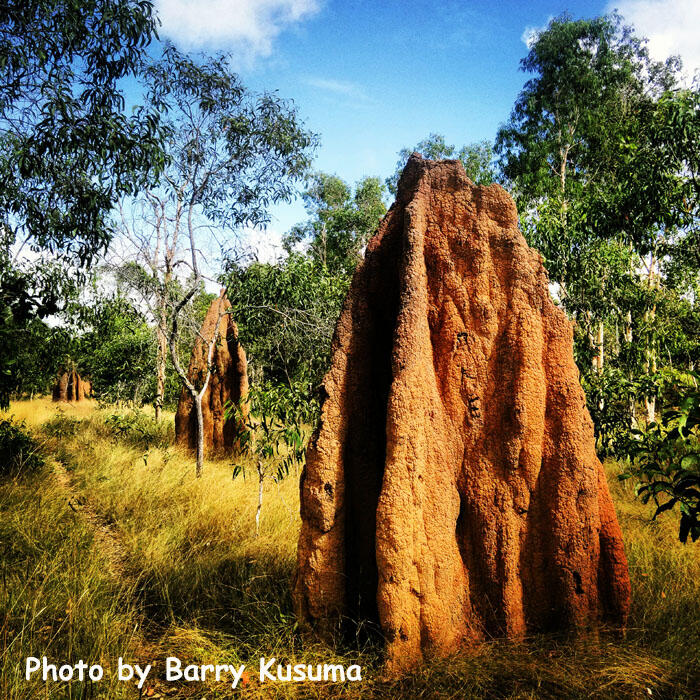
[293,154,631,672]
[52,368,90,401]
[175,292,249,456]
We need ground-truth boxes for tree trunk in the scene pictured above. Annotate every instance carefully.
[255,460,264,536]
[593,320,604,373]
[643,254,657,425]
[194,392,205,478]
[628,395,638,431]
[155,323,168,421]
[645,395,656,425]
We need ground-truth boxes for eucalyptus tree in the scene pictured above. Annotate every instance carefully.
[495,13,677,297]
[225,253,349,419]
[283,173,387,275]
[495,12,693,429]
[0,0,165,406]
[115,44,316,475]
[386,134,497,195]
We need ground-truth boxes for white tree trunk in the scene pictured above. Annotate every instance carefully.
[155,323,167,421]
[593,320,604,373]
[255,461,264,536]
[194,392,205,478]
[645,395,656,425]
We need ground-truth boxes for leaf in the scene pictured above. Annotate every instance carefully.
[680,453,700,470]
[679,513,692,544]
[652,498,677,519]
[232,464,245,481]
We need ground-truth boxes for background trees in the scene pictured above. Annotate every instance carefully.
[113,44,316,474]
[386,133,498,194]
[225,254,348,423]
[1,1,697,501]
[495,12,699,450]
[284,173,386,275]
[0,0,165,407]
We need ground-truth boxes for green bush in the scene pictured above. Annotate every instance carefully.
[42,413,82,438]
[104,410,173,449]
[582,366,635,457]
[623,375,700,543]
[0,417,44,476]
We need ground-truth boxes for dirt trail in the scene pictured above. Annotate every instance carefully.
[52,460,137,586]
[50,458,166,689]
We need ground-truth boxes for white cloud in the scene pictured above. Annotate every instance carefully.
[521,25,542,49]
[303,77,373,103]
[609,0,700,77]
[155,0,321,62]
[521,16,552,49]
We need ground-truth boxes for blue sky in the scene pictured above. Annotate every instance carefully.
[149,0,700,257]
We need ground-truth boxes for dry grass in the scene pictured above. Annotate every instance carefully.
[1,397,700,699]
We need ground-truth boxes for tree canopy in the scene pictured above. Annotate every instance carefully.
[386,134,497,195]
[284,173,386,275]
[0,0,165,406]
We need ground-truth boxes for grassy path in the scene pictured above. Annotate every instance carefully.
[51,460,135,588]
[3,398,700,698]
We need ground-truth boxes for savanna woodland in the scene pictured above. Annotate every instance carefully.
[1,2,699,698]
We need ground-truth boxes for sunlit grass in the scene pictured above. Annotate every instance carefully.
[2,398,700,698]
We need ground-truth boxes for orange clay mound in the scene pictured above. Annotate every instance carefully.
[293,154,631,672]
[175,292,249,456]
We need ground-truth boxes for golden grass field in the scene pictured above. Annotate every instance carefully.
[1,397,699,699]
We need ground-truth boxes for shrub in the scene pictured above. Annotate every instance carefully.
[582,366,635,457]
[42,413,82,438]
[104,410,173,449]
[0,417,44,476]
[623,375,700,543]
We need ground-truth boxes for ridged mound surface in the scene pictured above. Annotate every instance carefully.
[52,370,90,402]
[175,293,249,455]
[293,155,631,671]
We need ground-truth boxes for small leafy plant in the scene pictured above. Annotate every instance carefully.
[227,388,308,535]
[0,417,44,477]
[42,412,82,438]
[622,375,700,543]
[104,410,173,450]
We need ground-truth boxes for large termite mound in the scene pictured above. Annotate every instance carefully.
[175,292,249,455]
[52,369,90,401]
[293,154,631,671]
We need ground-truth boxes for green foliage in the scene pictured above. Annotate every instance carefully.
[601,85,700,253]
[581,366,635,457]
[0,244,80,406]
[0,417,44,476]
[145,43,317,233]
[0,0,165,408]
[496,12,698,454]
[42,413,82,439]
[0,0,164,264]
[227,172,382,419]
[386,134,497,194]
[495,11,681,270]
[623,378,700,543]
[227,386,308,534]
[110,45,317,443]
[0,313,74,405]
[284,172,386,275]
[225,253,348,407]
[253,380,318,428]
[103,410,173,450]
[228,387,308,486]
[75,293,156,405]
